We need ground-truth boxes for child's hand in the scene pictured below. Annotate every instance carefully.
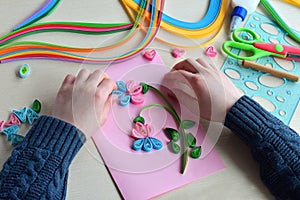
[163,58,243,123]
[52,69,117,138]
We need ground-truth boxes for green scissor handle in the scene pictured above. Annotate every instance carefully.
[222,27,286,60]
[222,40,278,60]
[232,27,262,44]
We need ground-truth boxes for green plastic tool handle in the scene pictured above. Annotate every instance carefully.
[233,27,262,44]
[261,0,300,44]
[222,41,285,60]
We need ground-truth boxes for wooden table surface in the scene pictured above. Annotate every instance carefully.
[0,1,299,199]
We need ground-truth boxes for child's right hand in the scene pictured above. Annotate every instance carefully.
[163,58,243,123]
[52,69,117,138]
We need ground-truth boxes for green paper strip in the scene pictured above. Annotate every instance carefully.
[261,0,300,43]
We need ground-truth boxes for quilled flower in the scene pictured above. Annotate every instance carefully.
[2,125,19,141]
[11,134,25,146]
[131,122,162,152]
[1,122,25,146]
[12,107,40,125]
[126,80,144,105]
[1,100,41,146]
[12,107,27,123]
[26,108,40,125]
[0,121,5,132]
[4,113,21,126]
[112,80,144,106]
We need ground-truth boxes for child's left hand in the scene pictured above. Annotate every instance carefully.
[52,69,117,138]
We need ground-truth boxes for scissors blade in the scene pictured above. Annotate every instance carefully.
[254,42,300,62]
[286,54,300,62]
[253,42,286,57]
[283,45,300,62]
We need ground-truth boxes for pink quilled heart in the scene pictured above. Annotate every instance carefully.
[143,50,156,61]
[171,48,185,58]
[205,46,217,57]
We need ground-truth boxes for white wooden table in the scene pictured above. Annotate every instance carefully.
[0,1,299,199]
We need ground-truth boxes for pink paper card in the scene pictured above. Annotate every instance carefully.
[92,53,225,200]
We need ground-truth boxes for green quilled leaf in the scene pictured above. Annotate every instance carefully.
[133,116,145,124]
[32,99,41,113]
[190,146,202,159]
[187,133,196,148]
[140,82,149,94]
[164,127,180,142]
[169,141,180,154]
[181,120,196,130]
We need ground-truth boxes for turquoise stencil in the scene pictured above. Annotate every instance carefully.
[221,12,300,125]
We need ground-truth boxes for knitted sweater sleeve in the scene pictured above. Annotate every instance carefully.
[0,115,86,200]
[224,95,300,200]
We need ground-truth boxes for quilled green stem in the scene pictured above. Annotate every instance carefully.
[139,104,177,121]
[147,84,189,174]
[179,125,188,174]
[147,85,179,121]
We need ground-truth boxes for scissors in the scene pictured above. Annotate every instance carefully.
[222,27,300,62]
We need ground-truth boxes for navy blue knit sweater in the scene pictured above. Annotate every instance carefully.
[0,96,299,199]
[225,96,300,200]
[0,116,86,200]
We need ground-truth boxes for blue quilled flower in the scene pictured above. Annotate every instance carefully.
[131,122,162,152]
[13,107,39,124]
[1,125,25,146]
[1,107,39,146]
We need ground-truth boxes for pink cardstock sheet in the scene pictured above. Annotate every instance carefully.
[92,53,225,200]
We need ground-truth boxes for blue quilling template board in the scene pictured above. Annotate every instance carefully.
[221,12,300,125]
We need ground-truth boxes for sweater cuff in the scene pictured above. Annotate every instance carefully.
[224,95,284,144]
[19,115,86,163]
